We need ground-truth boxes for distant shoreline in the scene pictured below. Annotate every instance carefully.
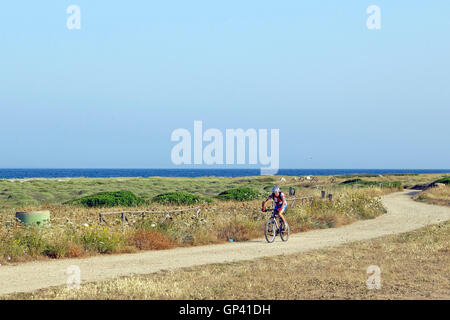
[0,168,449,179]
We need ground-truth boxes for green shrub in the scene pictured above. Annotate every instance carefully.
[340,179,363,185]
[435,177,450,185]
[65,191,146,208]
[152,192,207,205]
[217,187,262,201]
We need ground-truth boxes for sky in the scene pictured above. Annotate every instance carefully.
[0,1,449,169]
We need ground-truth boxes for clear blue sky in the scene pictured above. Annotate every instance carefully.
[1,1,449,169]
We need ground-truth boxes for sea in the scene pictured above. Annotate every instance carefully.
[0,169,449,179]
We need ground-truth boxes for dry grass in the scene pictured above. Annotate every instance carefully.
[132,229,175,250]
[413,185,450,207]
[6,221,449,300]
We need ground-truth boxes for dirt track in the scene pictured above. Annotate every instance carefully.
[1,190,449,296]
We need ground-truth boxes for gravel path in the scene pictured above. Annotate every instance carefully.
[1,190,449,296]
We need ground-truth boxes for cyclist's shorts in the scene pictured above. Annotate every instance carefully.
[275,203,287,213]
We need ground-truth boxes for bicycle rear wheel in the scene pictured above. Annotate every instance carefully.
[280,221,290,242]
[264,218,276,243]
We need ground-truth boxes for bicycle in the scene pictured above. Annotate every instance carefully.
[263,207,290,243]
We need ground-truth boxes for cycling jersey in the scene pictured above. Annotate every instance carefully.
[266,192,286,207]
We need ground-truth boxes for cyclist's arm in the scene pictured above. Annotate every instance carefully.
[262,195,272,209]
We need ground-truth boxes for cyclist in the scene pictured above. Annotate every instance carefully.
[262,186,287,231]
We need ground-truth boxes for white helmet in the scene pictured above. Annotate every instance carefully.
[272,185,280,193]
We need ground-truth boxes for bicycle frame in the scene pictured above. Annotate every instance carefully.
[270,210,282,230]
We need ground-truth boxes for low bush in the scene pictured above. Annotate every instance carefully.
[65,191,146,208]
[152,192,209,205]
[435,177,450,185]
[217,187,262,201]
[340,179,363,185]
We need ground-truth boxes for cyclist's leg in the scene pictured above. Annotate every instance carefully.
[279,213,286,229]
[274,205,282,232]
[279,204,288,226]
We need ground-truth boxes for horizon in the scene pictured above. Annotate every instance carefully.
[1,168,450,170]
[1,168,449,180]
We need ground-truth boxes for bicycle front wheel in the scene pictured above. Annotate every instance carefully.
[264,218,276,243]
[280,221,290,242]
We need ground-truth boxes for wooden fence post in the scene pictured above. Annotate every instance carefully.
[291,199,296,208]
[289,187,295,196]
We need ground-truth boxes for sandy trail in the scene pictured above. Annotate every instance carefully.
[1,190,449,296]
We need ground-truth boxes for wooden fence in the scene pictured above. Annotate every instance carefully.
[97,191,333,230]
[287,196,314,208]
[98,206,202,230]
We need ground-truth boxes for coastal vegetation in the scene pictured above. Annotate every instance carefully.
[0,173,447,263]
[413,180,450,207]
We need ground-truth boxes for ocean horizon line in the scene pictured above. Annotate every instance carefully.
[0,168,449,179]
[1,168,450,170]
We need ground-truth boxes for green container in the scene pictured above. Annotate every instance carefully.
[16,210,50,227]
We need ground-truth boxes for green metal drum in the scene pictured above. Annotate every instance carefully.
[16,210,50,227]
